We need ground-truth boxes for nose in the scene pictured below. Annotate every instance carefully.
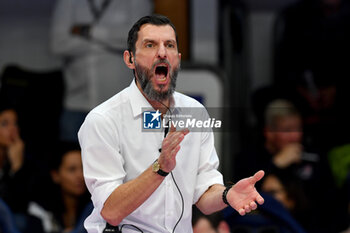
[157,44,167,59]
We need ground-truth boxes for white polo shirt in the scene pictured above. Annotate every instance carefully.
[78,80,223,233]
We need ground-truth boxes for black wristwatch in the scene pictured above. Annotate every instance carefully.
[222,185,233,205]
[152,159,169,177]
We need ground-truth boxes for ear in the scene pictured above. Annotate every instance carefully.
[51,170,60,184]
[123,50,135,69]
[178,52,182,61]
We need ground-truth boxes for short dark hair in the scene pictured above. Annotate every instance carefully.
[127,14,178,54]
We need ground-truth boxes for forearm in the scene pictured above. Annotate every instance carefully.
[195,184,227,215]
[101,166,165,226]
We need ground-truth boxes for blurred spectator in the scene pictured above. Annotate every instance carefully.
[274,0,350,87]
[0,198,21,233]
[50,0,153,142]
[328,144,350,230]
[0,100,40,232]
[273,0,350,152]
[0,64,64,165]
[234,99,345,232]
[223,192,307,233]
[260,173,309,228]
[27,141,91,233]
[251,77,347,156]
[192,205,230,233]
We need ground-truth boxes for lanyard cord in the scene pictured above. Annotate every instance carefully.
[158,103,184,233]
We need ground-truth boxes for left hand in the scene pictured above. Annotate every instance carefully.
[227,170,265,216]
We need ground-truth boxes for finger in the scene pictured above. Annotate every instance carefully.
[250,201,257,210]
[181,128,190,136]
[256,195,264,205]
[244,205,251,213]
[163,131,182,145]
[167,133,185,149]
[170,123,176,133]
[238,208,246,216]
[250,170,265,184]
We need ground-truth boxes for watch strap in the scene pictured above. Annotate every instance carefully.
[157,169,169,177]
[153,159,169,177]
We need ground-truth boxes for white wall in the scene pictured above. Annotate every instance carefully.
[0,0,60,73]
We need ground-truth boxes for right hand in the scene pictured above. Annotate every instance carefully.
[273,143,302,168]
[158,125,189,173]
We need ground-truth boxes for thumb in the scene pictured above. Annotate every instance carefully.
[250,170,265,184]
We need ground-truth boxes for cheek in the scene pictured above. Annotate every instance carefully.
[276,132,298,145]
[61,172,85,195]
[294,132,303,141]
[170,57,180,70]
[281,132,302,144]
[135,53,155,67]
[60,173,75,188]
[0,131,11,146]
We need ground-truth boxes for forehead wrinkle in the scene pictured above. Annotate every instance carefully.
[139,24,176,40]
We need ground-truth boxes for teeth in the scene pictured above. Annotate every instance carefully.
[155,65,168,82]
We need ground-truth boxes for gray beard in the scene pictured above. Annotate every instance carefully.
[134,59,179,102]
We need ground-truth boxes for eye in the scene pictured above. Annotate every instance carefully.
[0,120,9,127]
[145,43,153,48]
[166,43,175,48]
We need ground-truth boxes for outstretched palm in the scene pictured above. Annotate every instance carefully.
[227,170,265,216]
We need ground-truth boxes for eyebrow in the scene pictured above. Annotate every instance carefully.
[142,39,177,45]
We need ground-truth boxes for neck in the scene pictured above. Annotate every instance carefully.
[147,98,170,115]
[61,192,79,229]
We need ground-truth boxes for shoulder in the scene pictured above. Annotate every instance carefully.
[79,87,132,133]
[90,86,131,118]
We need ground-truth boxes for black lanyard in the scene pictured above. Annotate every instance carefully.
[86,0,112,22]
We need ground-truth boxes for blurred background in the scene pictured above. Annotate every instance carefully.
[0,0,308,178]
[1,0,350,232]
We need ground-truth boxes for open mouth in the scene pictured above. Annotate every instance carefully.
[155,65,169,82]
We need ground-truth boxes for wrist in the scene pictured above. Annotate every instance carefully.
[152,159,169,177]
[222,185,233,206]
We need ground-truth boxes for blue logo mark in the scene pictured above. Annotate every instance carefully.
[143,110,161,129]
